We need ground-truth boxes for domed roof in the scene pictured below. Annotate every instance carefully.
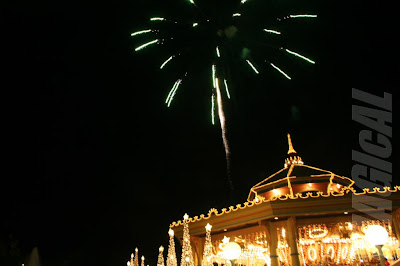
[247,134,355,201]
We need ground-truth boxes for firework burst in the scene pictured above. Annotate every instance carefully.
[131,0,316,184]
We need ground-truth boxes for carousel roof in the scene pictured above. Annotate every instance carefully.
[169,134,399,233]
[247,134,355,201]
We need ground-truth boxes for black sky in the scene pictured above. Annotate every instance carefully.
[3,0,398,265]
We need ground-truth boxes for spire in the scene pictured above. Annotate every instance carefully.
[287,134,296,155]
[284,134,304,168]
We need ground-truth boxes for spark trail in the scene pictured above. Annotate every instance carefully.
[215,78,230,175]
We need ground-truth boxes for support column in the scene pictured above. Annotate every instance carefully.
[287,216,301,266]
[197,236,205,266]
[190,235,201,266]
[268,221,280,266]
[392,208,400,242]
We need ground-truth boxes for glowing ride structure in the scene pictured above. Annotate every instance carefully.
[167,135,400,266]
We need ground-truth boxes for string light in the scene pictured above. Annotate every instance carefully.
[308,247,317,261]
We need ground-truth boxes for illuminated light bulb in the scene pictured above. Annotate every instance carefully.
[192,22,198,27]
[135,248,138,252]
[308,183,312,187]
[364,225,389,246]
[223,242,242,260]
[159,246,164,252]
[185,257,190,262]
[183,213,189,220]
[336,183,341,188]
[205,223,212,231]
[128,262,131,266]
[348,222,353,230]
[131,253,134,259]
[222,236,230,244]
[168,228,174,236]
[273,189,280,195]
[282,228,286,238]
[141,256,145,261]
[170,255,174,259]
[232,13,241,17]
[274,217,279,220]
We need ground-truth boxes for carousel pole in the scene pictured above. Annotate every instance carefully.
[287,217,301,266]
[268,221,279,266]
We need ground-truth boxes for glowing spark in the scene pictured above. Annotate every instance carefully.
[166,79,182,106]
[285,49,315,64]
[170,79,183,104]
[212,65,216,88]
[192,22,198,27]
[246,60,259,74]
[223,79,230,99]
[165,82,178,104]
[131,29,152,37]
[263,29,281,35]
[216,47,221,57]
[270,63,291,80]
[211,95,215,125]
[188,0,195,4]
[135,39,158,52]
[150,17,165,21]
[232,13,241,17]
[215,78,230,166]
[241,0,247,3]
[290,14,317,18]
[215,79,224,125]
[160,56,174,69]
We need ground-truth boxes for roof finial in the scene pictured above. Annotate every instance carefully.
[284,134,303,168]
[287,134,296,155]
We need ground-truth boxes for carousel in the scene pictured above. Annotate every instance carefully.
[169,135,400,266]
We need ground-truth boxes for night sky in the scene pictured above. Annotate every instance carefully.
[3,0,398,266]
